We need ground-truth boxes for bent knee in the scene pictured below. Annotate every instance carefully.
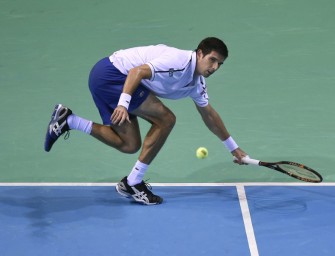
[120,141,141,154]
[163,110,176,130]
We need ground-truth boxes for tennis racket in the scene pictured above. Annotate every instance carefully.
[242,157,323,183]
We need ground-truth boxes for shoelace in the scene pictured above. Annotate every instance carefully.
[138,179,152,191]
[144,179,152,191]
[64,131,70,140]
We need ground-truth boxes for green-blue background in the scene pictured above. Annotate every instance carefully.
[1,0,334,182]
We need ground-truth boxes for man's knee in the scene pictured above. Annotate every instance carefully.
[119,138,141,154]
[164,110,176,131]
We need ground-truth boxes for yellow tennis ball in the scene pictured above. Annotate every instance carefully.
[196,147,208,159]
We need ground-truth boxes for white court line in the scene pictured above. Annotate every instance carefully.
[237,184,259,256]
[1,182,331,255]
[0,182,334,186]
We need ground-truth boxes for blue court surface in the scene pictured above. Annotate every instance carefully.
[0,183,334,256]
[2,1,334,255]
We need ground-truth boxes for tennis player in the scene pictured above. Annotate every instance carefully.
[44,37,248,205]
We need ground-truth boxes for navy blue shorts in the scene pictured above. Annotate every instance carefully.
[88,57,150,125]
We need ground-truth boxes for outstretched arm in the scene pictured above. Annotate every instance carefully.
[195,103,247,163]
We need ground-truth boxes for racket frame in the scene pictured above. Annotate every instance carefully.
[242,157,323,183]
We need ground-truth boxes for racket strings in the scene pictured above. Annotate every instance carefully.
[279,164,320,181]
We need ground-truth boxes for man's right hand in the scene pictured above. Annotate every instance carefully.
[111,105,131,126]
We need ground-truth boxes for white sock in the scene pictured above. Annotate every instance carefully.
[67,114,93,134]
[127,160,149,186]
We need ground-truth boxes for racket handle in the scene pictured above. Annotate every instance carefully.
[242,157,260,165]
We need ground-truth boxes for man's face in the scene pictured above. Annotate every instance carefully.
[195,50,225,78]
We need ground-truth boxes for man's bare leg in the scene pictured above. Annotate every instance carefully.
[90,118,142,154]
[115,94,176,205]
[131,93,176,164]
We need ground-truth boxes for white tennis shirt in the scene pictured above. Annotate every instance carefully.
[109,44,209,107]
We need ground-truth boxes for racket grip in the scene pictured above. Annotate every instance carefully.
[242,157,260,166]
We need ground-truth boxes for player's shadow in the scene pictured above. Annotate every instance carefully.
[0,186,128,237]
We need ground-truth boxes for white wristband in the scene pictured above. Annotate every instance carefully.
[117,93,131,110]
[223,136,239,152]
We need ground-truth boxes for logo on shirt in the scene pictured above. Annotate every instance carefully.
[201,85,208,99]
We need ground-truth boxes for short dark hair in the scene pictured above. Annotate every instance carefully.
[196,37,228,58]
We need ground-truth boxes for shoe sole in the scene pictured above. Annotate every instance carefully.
[44,104,71,152]
[132,196,162,205]
[44,105,60,152]
[115,184,162,205]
